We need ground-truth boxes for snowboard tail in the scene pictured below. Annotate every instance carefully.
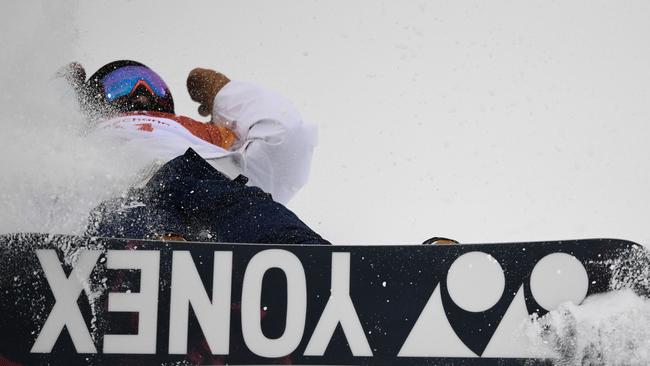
[0,234,647,365]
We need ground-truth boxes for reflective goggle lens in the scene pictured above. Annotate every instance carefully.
[101,66,168,101]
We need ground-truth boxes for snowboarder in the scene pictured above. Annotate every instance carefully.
[61,60,329,244]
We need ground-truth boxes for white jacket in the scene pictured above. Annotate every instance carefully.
[91,80,317,204]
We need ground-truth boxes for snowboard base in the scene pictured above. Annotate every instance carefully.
[0,234,647,365]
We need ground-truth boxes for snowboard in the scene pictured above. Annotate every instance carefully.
[0,233,647,365]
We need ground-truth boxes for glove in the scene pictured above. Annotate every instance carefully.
[186,68,230,117]
[56,61,87,92]
[56,62,97,116]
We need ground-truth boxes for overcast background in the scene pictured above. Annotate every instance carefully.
[2,1,650,246]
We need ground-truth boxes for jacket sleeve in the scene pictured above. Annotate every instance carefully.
[211,81,318,204]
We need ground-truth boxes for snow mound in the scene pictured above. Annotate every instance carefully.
[526,289,650,366]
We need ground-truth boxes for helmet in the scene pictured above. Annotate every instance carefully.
[86,60,174,115]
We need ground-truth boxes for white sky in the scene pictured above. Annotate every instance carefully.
[5,1,650,245]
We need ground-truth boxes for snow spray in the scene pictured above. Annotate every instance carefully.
[525,245,650,366]
[0,2,151,235]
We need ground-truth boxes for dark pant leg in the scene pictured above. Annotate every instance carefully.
[87,148,329,245]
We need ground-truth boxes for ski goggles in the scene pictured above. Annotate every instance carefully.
[101,66,169,101]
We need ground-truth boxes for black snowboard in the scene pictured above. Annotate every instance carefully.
[0,234,647,365]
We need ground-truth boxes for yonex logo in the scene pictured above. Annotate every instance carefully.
[30,248,589,358]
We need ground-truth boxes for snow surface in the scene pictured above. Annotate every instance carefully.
[1,1,650,365]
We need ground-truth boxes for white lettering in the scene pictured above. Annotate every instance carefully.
[103,250,160,354]
[31,249,101,353]
[168,251,232,354]
[241,249,306,358]
[304,252,372,356]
